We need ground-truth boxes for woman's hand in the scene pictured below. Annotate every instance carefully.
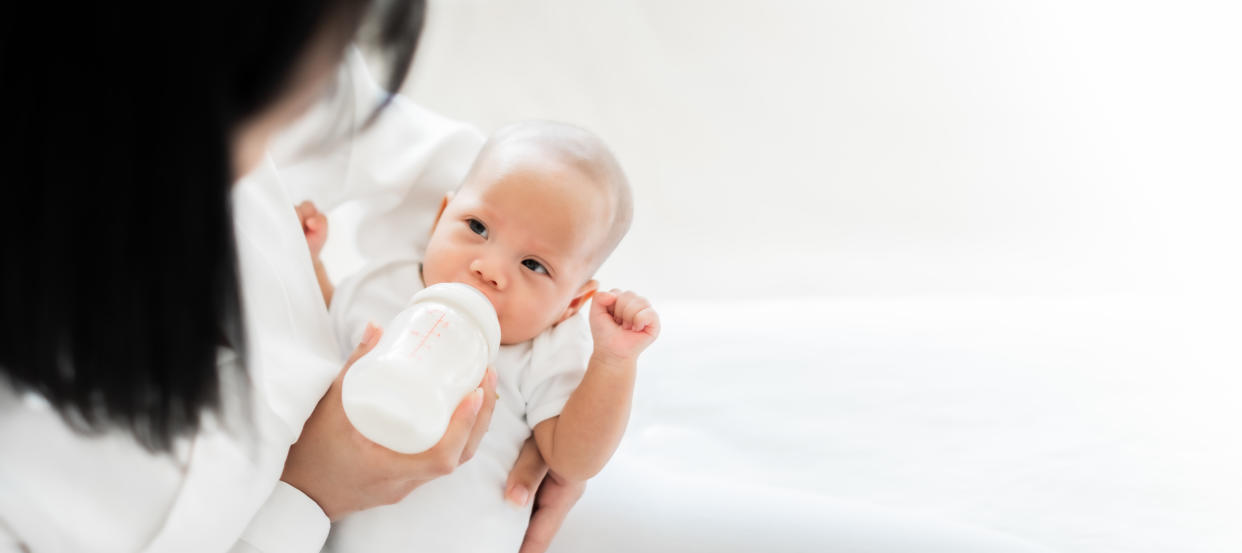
[505,437,587,553]
[281,323,498,520]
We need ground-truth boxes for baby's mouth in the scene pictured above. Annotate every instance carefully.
[455,279,501,317]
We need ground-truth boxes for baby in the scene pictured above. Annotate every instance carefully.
[298,121,659,552]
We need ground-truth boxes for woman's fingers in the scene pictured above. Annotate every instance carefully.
[518,472,586,553]
[283,321,503,520]
[341,323,382,377]
[460,367,498,463]
[505,436,549,508]
[431,388,484,474]
[414,369,495,474]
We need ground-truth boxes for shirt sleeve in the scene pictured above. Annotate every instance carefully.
[272,47,485,265]
[328,257,426,357]
[233,47,479,553]
[231,482,329,553]
[521,311,594,429]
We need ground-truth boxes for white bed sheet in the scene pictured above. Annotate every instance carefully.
[552,296,1242,552]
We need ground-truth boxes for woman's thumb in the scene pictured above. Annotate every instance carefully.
[343,323,383,374]
[505,437,548,507]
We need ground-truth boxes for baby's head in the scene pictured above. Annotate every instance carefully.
[422,121,631,344]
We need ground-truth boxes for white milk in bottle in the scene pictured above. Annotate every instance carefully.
[341,283,501,453]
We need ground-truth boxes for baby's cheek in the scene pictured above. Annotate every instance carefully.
[420,251,454,287]
[497,306,545,344]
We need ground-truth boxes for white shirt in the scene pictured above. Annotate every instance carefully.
[325,259,592,553]
[0,49,483,553]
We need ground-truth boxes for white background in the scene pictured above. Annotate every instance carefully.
[359,2,1242,551]
[402,0,1241,300]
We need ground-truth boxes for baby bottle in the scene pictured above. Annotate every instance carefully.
[341,282,501,454]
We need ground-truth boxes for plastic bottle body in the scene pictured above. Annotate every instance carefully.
[341,283,501,454]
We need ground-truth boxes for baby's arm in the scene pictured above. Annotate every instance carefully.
[295,201,334,307]
[532,289,660,481]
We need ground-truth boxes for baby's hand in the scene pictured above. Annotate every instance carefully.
[295,200,329,258]
[589,289,660,361]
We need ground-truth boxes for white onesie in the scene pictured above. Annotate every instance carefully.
[326,256,591,553]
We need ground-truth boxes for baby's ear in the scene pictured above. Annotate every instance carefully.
[557,279,598,324]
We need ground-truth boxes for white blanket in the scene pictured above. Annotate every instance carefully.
[551,296,1241,553]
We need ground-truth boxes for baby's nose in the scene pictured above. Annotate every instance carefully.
[470,258,506,290]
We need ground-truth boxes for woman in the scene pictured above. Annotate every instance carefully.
[0,1,571,551]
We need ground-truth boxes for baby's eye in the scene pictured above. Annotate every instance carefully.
[521,259,548,275]
[467,218,488,238]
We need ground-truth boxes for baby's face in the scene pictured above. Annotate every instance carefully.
[422,156,611,344]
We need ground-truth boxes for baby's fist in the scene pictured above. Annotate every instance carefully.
[589,289,660,360]
[295,200,329,258]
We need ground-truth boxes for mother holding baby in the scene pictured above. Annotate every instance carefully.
[0,1,1055,552]
[0,1,574,551]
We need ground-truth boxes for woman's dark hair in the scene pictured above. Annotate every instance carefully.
[0,0,425,452]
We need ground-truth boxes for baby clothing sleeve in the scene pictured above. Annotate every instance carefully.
[520,311,594,429]
[327,257,426,357]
